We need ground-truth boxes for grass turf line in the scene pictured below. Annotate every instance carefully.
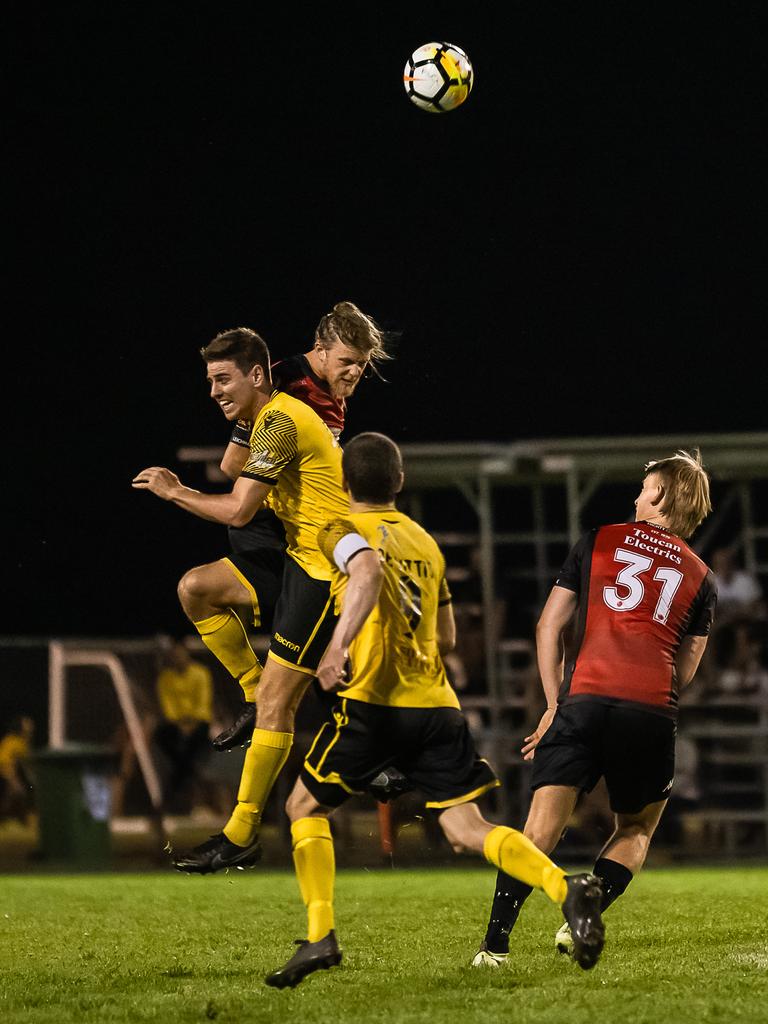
[1,866,766,1023]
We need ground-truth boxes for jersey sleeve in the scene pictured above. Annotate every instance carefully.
[230,419,252,448]
[554,530,595,594]
[685,570,718,636]
[318,518,372,574]
[271,356,301,390]
[438,575,452,606]
[240,409,298,484]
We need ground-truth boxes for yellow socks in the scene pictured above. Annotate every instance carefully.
[292,817,335,942]
[193,611,262,700]
[484,826,567,904]
[237,665,262,703]
[222,729,293,846]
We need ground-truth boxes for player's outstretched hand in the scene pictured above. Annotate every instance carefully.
[132,466,181,501]
[521,707,556,761]
[317,645,350,692]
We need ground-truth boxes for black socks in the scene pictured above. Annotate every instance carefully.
[484,872,534,954]
[593,856,633,911]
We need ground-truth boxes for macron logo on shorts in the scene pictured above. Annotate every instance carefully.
[274,632,300,652]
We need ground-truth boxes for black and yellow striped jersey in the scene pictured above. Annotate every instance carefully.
[317,509,459,709]
[241,390,348,581]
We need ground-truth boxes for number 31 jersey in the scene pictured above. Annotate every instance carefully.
[556,520,717,718]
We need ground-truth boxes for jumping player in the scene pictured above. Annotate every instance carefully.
[472,449,715,966]
[189,302,390,753]
[265,433,605,989]
[133,327,360,872]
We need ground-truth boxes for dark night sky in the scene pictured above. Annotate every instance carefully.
[6,3,768,636]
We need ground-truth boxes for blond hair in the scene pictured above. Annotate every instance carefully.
[315,301,391,363]
[644,448,712,539]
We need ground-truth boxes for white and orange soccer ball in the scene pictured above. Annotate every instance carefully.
[403,42,474,113]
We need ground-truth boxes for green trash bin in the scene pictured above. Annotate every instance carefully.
[32,743,119,868]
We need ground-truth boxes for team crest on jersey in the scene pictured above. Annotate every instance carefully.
[247,448,278,472]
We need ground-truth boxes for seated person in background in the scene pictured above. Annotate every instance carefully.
[448,545,508,695]
[710,617,768,697]
[710,546,764,625]
[0,715,35,824]
[154,641,213,812]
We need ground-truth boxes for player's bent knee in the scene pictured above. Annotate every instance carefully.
[285,780,326,822]
[522,825,560,855]
[441,827,470,855]
[440,821,465,853]
[438,808,481,855]
[284,788,304,822]
[177,567,210,608]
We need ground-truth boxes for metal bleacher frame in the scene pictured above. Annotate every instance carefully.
[178,432,768,842]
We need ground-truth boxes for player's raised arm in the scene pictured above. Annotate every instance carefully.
[220,417,253,480]
[220,440,251,480]
[134,327,282,524]
[132,467,271,526]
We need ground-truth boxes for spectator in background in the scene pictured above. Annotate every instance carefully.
[712,618,768,697]
[154,641,213,813]
[711,546,764,624]
[0,715,35,824]
[448,545,508,694]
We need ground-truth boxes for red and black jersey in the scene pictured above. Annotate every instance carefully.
[556,521,717,718]
[272,353,345,437]
[230,353,344,448]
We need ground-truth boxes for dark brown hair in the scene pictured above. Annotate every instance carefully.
[200,327,270,377]
[342,432,403,504]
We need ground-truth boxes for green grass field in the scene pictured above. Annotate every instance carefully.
[1,866,766,1023]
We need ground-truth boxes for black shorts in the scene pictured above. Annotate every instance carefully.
[223,548,285,631]
[530,700,676,815]
[267,557,337,675]
[228,508,286,557]
[301,698,500,809]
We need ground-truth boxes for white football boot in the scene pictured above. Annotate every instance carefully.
[471,942,508,967]
[555,921,574,956]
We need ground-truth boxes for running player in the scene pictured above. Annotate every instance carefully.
[265,433,605,989]
[472,449,716,967]
[133,327,360,872]
[192,302,391,752]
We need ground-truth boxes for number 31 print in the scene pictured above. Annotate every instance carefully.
[603,548,683,624]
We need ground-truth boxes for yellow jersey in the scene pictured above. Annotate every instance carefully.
[156,661,213,724]
[0,734,29,780]
[318,508,459,709]
[241,390,348,581]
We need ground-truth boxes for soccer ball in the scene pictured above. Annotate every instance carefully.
[403,42,473,113]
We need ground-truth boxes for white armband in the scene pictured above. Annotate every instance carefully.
[333,533,372,574]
